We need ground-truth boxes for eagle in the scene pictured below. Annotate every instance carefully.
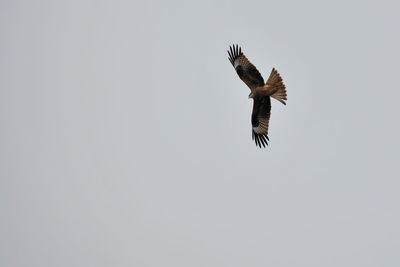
[228,44,287,148]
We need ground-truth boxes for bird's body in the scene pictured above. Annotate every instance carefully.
[228,44,287,148]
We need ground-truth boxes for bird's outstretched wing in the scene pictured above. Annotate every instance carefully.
[228,44,264,90]
[251,96,271,148]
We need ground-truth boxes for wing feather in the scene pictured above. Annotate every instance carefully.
[251,96,271,148]
[228,44,264,90]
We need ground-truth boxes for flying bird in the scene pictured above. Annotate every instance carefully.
[228,44,287,148]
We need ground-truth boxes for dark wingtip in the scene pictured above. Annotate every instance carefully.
[252,130,269,148]
[260,135,267,147]
[259,137,266,147]
[227,44,242,66]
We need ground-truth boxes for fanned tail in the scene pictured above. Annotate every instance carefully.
[266,68,287,105]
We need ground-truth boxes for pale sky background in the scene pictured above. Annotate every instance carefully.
[1,0,400,266]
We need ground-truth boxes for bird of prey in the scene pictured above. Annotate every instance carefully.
[228,44,287,148]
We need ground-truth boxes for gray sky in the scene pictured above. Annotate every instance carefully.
[1,0,400,266]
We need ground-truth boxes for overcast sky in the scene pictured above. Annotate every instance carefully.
[1,0,400,266]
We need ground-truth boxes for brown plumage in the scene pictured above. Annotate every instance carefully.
[228,44,287,148]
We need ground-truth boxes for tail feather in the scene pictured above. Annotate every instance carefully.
[266,68,287,105]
